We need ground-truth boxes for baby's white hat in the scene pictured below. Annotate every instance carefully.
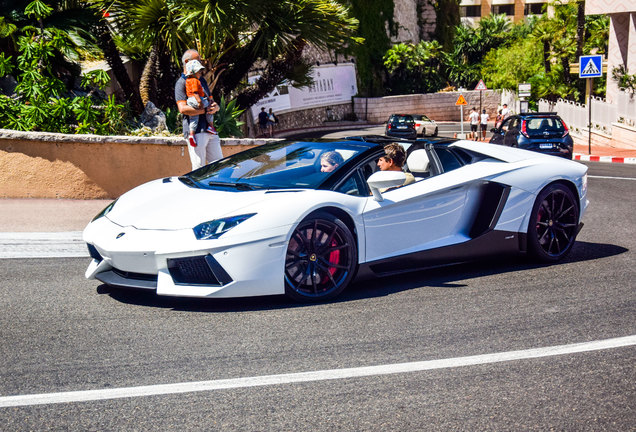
[186,59,205,75]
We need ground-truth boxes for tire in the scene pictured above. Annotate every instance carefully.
[284,212,357,302]
[527,183,579,262]
[432,127,438,137]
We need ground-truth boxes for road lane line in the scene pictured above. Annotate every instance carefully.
[0,232,87,259]
[588,175,636,181]
[1,335,634,408]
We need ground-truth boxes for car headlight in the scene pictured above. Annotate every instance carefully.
[92,199,118,222]
[193,214,256,240]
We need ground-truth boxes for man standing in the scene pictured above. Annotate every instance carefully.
[468,107,479,141]
[501,103,511,121]
[480,109,490,141]
[257,107,269,137]
[175,49,221,170]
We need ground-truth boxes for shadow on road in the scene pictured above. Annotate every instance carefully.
[97,240,628,312]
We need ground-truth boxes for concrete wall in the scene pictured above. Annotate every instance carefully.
[0,130,273,200]
[353,90,502,123]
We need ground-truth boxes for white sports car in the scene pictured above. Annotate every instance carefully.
[84,137,588,302]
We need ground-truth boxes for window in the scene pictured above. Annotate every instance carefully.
[492,5,514,16]
[524,3,545,15]
[434,147,463,173]
[460,5,481,18]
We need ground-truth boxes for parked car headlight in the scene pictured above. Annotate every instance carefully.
[193,214,256,240]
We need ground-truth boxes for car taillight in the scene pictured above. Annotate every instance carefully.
[521,120,529,138]
[387,124,392,130]
[562,120,570,137]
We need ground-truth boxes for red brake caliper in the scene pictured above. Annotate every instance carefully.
[328,239,340,277]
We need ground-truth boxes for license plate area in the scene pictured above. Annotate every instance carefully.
[539,143,553,149]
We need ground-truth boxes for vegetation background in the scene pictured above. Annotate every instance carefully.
[0,0,617,137]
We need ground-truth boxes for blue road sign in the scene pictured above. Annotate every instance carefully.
[579,55,603,78]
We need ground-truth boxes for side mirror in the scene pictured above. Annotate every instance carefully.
[367,171,406,202]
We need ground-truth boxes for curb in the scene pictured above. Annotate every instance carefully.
[573,154,636,164]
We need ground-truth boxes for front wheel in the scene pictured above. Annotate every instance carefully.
[284,212,357,302]
[527,183,579,262]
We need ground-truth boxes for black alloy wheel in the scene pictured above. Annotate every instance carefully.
[284,212,357,301]
[527,183,579,262]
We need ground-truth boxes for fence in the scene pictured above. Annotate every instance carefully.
[539,90,636,135]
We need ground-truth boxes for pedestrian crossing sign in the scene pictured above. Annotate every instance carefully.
[455,94,468,106]
[579,55,603,78]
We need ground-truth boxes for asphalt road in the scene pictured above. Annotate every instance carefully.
[0,163,635,430]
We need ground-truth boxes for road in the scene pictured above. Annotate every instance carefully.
[1,165,635,430]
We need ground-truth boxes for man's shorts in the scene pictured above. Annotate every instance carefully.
[470,124,478,132]
[480,124,487,131]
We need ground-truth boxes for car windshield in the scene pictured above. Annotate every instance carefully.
[184,141,366,190]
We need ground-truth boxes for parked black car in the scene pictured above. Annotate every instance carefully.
[490,112,573,159]
[385,114,417,139]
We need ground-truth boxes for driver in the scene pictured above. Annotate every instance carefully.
[377,143,415,191]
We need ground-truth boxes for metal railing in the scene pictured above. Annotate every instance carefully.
[539,90,636,135]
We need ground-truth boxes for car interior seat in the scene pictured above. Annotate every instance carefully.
[406,149,430,179]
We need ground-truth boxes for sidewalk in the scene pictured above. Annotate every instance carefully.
[573,141,636,163]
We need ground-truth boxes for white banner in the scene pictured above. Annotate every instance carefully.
[250,63,358,120]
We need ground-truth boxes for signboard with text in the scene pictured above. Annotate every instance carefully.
[250,64,358,119]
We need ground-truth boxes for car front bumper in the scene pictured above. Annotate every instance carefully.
[83,216,289,298]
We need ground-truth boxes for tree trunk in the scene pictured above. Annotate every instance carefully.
[575,0,586,60]
[94,22,144,114]
[139,43,159,107]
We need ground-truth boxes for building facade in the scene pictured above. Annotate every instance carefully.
[460,0,548,26]
[586,0,636,103]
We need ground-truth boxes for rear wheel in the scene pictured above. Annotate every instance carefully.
[527,183,579,262]
[284,212,357,302]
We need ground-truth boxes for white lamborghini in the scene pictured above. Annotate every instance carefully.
[83,136,589,302]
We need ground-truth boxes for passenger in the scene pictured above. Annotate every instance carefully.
[377,143,415,191]
[320,151,344,173]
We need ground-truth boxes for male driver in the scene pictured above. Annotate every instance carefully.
[175,49,221,170]
[377,143,415,191]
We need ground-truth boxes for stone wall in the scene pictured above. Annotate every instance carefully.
[264,102,357,136]
[353,90,502,123]
[0,130,272,199]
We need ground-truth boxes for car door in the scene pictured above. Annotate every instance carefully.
[361,148,472,262]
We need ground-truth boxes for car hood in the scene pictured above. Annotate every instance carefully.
[104,177,274,230]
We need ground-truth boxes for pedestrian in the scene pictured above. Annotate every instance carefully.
[257,107,269,137]
[495,109,503,129]
[175,48,221,170]
[183,59,217,147]
[501,103,511,121]
[469,107,479,141]
[480,109,490,141]
[267,108,277,137]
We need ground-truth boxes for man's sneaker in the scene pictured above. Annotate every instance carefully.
[188,135,197,147]
[207,125,218,135]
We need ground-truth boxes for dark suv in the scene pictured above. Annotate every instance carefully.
[385,114,417,139]
[489,113,573,159]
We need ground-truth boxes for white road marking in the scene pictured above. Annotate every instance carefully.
[1,335,634,408]
[588,175,636,181]
[0,232,87,259]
